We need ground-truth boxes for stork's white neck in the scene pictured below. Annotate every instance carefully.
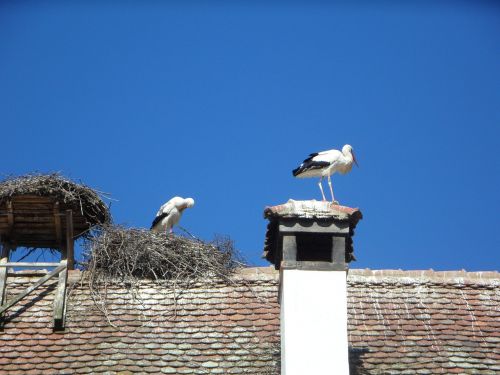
[342,149,353,163]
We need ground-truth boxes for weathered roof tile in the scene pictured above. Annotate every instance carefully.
[1,268,498,374]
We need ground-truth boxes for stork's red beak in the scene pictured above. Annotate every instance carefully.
[353,152,359,167]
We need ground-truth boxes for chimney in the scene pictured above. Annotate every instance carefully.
[263,199,362,375]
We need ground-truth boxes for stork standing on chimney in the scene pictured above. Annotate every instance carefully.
[151,196,195,234]
[292,144,358,202]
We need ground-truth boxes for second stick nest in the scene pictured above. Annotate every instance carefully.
[0,173,111,230]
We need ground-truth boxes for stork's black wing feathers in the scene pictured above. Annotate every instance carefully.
[151,212,169,229]
[292,154,330,176]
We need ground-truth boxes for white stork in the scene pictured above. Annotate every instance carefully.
[292,144,358,202]
[150,196,195,234]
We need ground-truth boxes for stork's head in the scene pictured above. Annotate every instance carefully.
[184,198,195,208]
[342,144,358,167]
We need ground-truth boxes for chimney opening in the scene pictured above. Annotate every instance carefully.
[295,233,333,262]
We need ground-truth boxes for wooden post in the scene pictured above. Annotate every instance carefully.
[0,262,62,268]
[0,242,9,304]
[53,202,62,248]
[65,210,74,271]
[53,259,68,330]
[6,201,13,233]
[0,241,10,328]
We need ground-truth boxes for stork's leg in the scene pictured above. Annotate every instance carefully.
[318,177,326,201]
[327,175,335,203]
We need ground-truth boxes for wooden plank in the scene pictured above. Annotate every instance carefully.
[0,262,61,268]
[3,211,87,221]
[11,203,55,210]
[10,214,87,225]
[10,223,57,229]
[0,263,66,316]
[10,216,88,224]
[53,260,68,329]
[6,201,13,233]
[0,225,88,234]
[8,236,57,242]
[9,235,60,241]
[12,243,59,249]
[0,243,10,327]
[53,202,62,247]
[12,200,54,206]
[10,227,57,233]
[65,210,74,270]
[13,216,54,223]
[12,234,74,241]
[12,195,54,202]
[1,210,54,216]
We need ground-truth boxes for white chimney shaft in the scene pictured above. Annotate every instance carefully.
[281,269,349,375]
[262,200,362,375]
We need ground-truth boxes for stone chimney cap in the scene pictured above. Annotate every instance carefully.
[264,199,362,224]
[263,200,362,267]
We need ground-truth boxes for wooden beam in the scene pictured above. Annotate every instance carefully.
[9,244,59,250]
[0,242,10,327]
[65,210,74,270]
[11,195,54,202]
[0,262,61,268]
[0,263,66,316]
[6,201,13,233]
[53,260,68,330]
[53,202,62,248]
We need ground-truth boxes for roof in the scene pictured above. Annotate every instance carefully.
[1,268,280,375]
[347,269,500,374]
[1,268,499,374]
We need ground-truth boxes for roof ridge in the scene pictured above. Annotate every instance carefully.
[6,267,499,284]
[348,268,500,286]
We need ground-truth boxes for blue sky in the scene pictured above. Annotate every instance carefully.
[1,1,499,271]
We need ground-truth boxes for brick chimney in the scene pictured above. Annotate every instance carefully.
[263,199,362,375]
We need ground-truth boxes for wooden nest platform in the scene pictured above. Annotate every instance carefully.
[0,174,111,249]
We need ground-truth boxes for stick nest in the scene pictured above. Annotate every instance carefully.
[82,225,242,283]
[0,173,111,229]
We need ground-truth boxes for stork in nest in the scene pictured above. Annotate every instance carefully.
[151,196,195,234]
